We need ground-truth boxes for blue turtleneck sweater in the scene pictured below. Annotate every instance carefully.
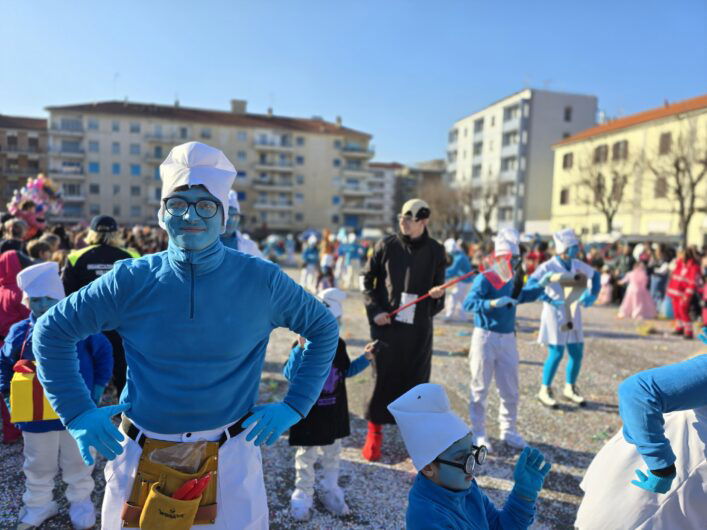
[407,473,535,530]
[33,239,339,434]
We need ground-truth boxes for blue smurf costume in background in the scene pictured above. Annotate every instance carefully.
[220,189,264,258]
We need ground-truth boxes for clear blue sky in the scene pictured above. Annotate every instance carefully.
[2,0,705,164]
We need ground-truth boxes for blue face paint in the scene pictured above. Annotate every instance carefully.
[225,206,241,235]
[435,433,474,491]
[163,187,222,251]
[566,245,580,259]
[29,296,59,318]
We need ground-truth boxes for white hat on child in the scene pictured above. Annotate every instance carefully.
[494,228,520,256]
[553,228,580,254]
[227,190,240,212]
[17,261,65,307]
[317,287,347,319]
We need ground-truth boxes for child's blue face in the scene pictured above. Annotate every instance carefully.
[29,296,59,318]
[565,245,580,259]
[435,433,475,491]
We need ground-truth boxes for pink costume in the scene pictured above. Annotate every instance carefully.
[596,272,613,305]
[618,267,656,319]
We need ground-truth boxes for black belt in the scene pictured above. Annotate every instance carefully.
[120,413,253,448]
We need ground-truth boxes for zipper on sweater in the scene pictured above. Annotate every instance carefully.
[189,255,195,320]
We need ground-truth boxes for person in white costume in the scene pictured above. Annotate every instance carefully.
[300,235,320,292]
[220,190,264,258]
[442,238,473,321]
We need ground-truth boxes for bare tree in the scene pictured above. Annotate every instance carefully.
[644,125,707,247]
[419,181,464,239]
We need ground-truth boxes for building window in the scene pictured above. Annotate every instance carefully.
[88,141,99,153]
[113,184,121,196]
[295,212,304,222]
[659,132,672,155]
[296,156,305,165]
[130,185,141,197]
[472,142,483,155]
[654,177,668,198]
[237,131,247,142]
[612,140,629,161]
[236,170,247,179]
[87,118,99,130]
[201,128,212,139]
[154,167,160,180]
[130,164,141,177]
[333,159,341,167]
[62,183,82,196]
[296,136,305,146]
[562,152,574,169]
[113,205,121,216]
[560,188,570,205]
[448,130,458,143]
[296,174,304,185]
[501,156,517,171]
[130,143,141,155]
[471,165,482,178]
[491,116,495,127]
[564,106,573,122]
[237,151,247,161]
[112,142,120,155]
[294,193,304,205]
[89,203,100,215]
[237,191,246,201]
[112,121,120,132]
[131,205,141,217]
[332,195,341,205]
[334,140,342,149]
[88,162,100,173]
[331,215,339,224]
[503,105,520,121]
[502,131,519,146]
[112,163,121,175]
[179,127,188,139]
[89,184,100,194]
[129,122,141,133]
[593,144,608,164]
[473,119,484,133]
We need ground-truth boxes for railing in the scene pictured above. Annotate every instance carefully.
[341,145,374,156]
[49,147,85,155]
[0,146,42,154]
[2,167,43,175]
[254,139,293,148]
[50,125,84,134]
[254,180,294,187]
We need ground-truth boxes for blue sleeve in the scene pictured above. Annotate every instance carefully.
[590,270,601,296]
[346,354,370,377]
[517,277,545,304]
[0,322,26,395]
[88,334,113,387]
[483,490,536,530]
[33,265,126,425]
[618,354,707,470]
[463,275,492,313]
[537,293,553,304]
[269,267,339,417]
[283,344,305,382]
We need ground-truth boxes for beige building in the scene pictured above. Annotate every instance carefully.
[551,94,707,247]
[45,100,376,232]
[0,115,48,206]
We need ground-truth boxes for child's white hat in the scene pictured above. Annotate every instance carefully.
[17,261,65,307]
[317,287,347,319]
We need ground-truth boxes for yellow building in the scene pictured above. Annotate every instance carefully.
[551,94,707,247]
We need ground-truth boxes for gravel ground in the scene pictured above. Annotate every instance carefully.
[1,265,703,529]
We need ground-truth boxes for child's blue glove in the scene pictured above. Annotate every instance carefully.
[66,403,130,466]
[631,469,675,494]
[243,402,302,446]
[579,290,597,307]
[91,384,106,405]
[698,327,707,345]
[512,447,552,502]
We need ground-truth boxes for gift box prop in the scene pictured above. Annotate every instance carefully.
[10,359,59,423]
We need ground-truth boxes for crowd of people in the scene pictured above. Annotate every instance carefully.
[0,141,704,529]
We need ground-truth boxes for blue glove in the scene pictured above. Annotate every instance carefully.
[579,290,597,308]
[91,384,106,405]
[491,296,518,308]
[242,402,302,446]
[698,327,707,345]
[539,272,555,287]
[631,468,675,494]
[66,403,130,466]
[512,447,552,502]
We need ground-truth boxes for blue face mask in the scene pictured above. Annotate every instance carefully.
[566,245,580,259]
[29,296,59,318]
[434,433,475,491]
[225,206,241,235]
[163,187,223,251]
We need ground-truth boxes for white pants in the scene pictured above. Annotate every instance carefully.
[294,440,341,496]
[101,419,268,530]
[445,282,471,319]
[468,328,520,437]
[300,264,318,292]
[342,261,361,290]
[22,430,94,508]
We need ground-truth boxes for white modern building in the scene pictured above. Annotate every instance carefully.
[369,162,401,228]
[447,88,597,233]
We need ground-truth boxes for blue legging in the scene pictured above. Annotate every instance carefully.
[542,343,584,385]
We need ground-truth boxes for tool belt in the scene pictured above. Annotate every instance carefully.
[120,414,251,529]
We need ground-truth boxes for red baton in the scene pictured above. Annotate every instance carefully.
[387,271,478,318]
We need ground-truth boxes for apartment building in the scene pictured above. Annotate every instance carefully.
[45,99,376,231]
[447,89,597,233]
[369,162,402,227]
[551,94,707,247]
[0,114,48,206]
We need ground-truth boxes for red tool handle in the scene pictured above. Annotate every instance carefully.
[387,271,477,318]
[172,478,198,500]
[183,473,212,501]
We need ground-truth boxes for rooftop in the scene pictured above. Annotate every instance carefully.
[555,93,707,147]
[0,114,47,130]
[369,162,405,170]
[45,100,371,139]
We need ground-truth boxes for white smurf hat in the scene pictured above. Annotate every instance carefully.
[388,383,470,471]
[17,261,65,307]
[227,190,240,212]
[553,228,580,254]
[317,287,347,319]
[158,142,238,233]
[443,238,457,254]
[494,228,520,256]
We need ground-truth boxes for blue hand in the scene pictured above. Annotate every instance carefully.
[512,447,552,502]
[242,402,302,446]
[66,403,130,465]
[698,327,707,345]
[539,272,554,287]
[579,290,597,308]
[631,469,675,494]
[92,384,106,405]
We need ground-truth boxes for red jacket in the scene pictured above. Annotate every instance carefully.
[667,259,702,299]
[0,251,30,345]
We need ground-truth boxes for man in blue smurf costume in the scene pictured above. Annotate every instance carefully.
[32,141,339,529]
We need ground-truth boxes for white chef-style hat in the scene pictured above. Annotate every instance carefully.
[444,238,459,254]
[158,142,238,233]
[388,383,470,471]
[494,228,520,256]
[17,261,65,308]
[347,232,357,244]
[317,287,347,319]
[307,235,318,246]
[553,228,580,254]
[227,190,240,213]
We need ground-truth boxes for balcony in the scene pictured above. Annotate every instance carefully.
[254,161,295,173]
[253,179,294,191]
[498,195,516,208]
[342,167,370,178]
[341,185,371,197]
[499,168,519,183]
[61,193,86,202]
[49,169,84,179]
[340,203,375,215]
[49,147,85,159]
[144,133,186,144]
[0,146,43,157]
[340,145,374,158]
[502,115,523,132]
[253,139,294,152]
[144,152,165,164]
[501,141,521,159]
[50,125,84,137]
[2,167,42,176]
[253,201,294,211]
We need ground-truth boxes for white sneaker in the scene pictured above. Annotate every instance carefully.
[537,385,558,408]
[474,435,493,453]
[18,502,59,528]
[563,383,586,406]
[320,485,350,516]
[69,498,96,529]
[500,431,527,449]
[290,488,313,522]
